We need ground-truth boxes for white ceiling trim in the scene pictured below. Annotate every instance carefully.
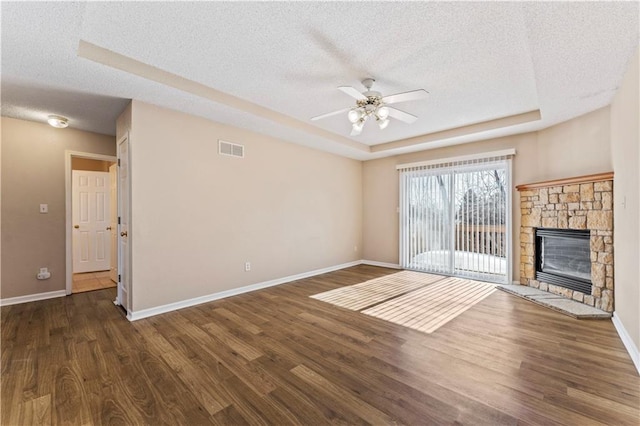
[373,110,541,153]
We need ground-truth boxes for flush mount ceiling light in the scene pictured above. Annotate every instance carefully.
[311,78,429,136]
[47,115,69,128]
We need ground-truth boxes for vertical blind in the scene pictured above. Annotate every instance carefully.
[398,151,513,284]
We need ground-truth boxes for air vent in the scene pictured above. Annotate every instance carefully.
[219,140,244,158]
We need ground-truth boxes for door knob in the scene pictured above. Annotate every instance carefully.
[106,226,112,230]
[120,231,128,237]
[74,225,79,229]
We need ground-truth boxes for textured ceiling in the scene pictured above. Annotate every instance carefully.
[1,2,638,160]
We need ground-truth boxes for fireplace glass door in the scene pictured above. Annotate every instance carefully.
[535,228,591,293]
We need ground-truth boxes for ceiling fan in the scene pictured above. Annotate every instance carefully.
[311,78,428,136]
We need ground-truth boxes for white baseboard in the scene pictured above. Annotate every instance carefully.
[612,312,640,375]
[0,260,401,317]
[0,290,67,307]
[361,260,402,269]
[127,260,362,321]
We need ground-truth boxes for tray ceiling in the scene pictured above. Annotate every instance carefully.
[1,2,638,160]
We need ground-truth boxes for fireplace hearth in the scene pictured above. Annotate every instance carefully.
[535,228,591,294]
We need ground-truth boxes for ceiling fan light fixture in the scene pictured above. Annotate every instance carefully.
[47,115,69,128]
[312,78,427,135]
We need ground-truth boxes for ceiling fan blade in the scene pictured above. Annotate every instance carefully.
[310,107,351,121]
[387,107,418,124]
[338,86,367,101]
[382,89,429,105]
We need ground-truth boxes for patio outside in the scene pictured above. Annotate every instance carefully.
[404,166,508,283]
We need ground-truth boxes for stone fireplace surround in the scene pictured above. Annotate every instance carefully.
[516,172,614,312]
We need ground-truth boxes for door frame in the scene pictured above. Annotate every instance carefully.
[65,150,117,295]
[397,153,514,284]
[115,133,132,314]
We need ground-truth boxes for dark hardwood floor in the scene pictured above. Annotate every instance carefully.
[2,265,639,425]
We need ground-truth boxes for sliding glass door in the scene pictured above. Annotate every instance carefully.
[399,155,512,284]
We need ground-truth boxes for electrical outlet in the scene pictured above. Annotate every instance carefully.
[37,267,51,280]
[245,262,251,272]
[354,245,358,252]
[40,204,48,213]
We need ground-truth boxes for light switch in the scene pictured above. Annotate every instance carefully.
[39,204,48,213]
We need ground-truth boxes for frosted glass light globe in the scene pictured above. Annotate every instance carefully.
[348,109,362,123]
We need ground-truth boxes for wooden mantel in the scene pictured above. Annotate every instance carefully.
[516,172,614,191]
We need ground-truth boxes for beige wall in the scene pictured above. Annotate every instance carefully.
[71,158,113,172]
[610,47,639,350]
[1,117,115,299]
[536,108,612,180]
[362,106,612,281]
[128,101,362,311]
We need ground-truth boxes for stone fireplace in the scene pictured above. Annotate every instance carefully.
[516,173,614,312]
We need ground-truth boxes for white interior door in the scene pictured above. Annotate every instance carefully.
[109,164,118,283]
[72,170,111,273]
[117,134,131,311]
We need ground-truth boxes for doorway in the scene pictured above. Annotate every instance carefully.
[399,153,513,284]
[65,152,117,295]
